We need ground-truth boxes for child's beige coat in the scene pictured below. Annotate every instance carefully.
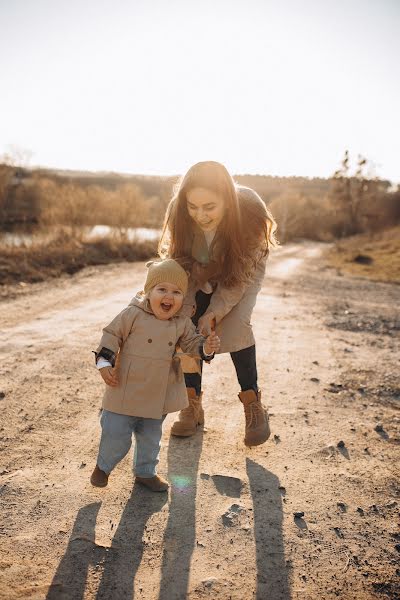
[96,296,205,419]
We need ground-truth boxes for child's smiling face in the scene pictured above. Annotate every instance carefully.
[148,282,184,320]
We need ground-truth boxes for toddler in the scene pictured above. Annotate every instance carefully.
[90,259,220,492]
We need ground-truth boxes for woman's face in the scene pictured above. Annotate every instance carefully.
[186,187,225,232]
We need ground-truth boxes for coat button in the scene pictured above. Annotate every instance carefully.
[148,338,152,343]
[168,342,173,346]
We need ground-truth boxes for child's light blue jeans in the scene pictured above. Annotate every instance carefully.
[97,410,166,478]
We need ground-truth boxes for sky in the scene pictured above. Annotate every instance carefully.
[0,0,399,182]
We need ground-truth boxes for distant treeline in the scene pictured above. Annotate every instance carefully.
[1,160,399,242]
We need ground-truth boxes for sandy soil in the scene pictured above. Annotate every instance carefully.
[0,242,399,600]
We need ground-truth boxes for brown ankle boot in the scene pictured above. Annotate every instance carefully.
[239,389,271,447]
[90,465,109,487]
[170,388,204,437]
[135,475,169,492]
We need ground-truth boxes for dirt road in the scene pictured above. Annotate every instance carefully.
[1,243,399,600]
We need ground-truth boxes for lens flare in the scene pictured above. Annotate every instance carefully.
[169,474,193,494]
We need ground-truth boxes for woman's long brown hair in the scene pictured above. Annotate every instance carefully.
[159,161,278,287]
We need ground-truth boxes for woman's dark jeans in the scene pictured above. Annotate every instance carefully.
[184,290,258,396]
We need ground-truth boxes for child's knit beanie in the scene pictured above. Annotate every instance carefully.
[144,259,188,295]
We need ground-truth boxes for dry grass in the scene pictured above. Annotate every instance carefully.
[0,235,157,285]
[327,226,400,284]
[2,165,399,241]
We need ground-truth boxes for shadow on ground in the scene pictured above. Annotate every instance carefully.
[247,459,292,600]
[46,502,102,599]
[158,431,203,599]
[46,488,167,599]
[46,444,290,599]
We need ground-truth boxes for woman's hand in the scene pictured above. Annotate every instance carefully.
[99,367,119,387]
[197,311,216,336]
[204,331,221,355]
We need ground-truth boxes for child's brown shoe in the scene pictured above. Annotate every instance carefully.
[90,465,109,487]
[135,475,169,492]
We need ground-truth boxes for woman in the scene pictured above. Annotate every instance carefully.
[158,161,277,447]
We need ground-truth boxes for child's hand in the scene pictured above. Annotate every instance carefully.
[204,331,220,355]
[99,367,119,387]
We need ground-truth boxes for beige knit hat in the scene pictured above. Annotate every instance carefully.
[144,259,188,295]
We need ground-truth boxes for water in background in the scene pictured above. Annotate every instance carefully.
[0,226,161,247]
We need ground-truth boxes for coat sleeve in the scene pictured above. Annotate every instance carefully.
[207,254,267,324]
[178,318,206,355]
[95,306,139,356]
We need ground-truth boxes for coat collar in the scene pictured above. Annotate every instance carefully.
[128,293,154,315]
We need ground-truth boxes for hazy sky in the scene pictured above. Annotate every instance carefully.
[1,0,399,181]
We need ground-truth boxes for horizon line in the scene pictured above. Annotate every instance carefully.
[5,163,398,185]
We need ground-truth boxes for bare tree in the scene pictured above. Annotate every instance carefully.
[332,150,355,236]
[331,150,379,237]
[1,145,33,168]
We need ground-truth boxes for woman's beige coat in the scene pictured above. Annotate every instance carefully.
[180,186,267,354]
[95,296,206,419]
